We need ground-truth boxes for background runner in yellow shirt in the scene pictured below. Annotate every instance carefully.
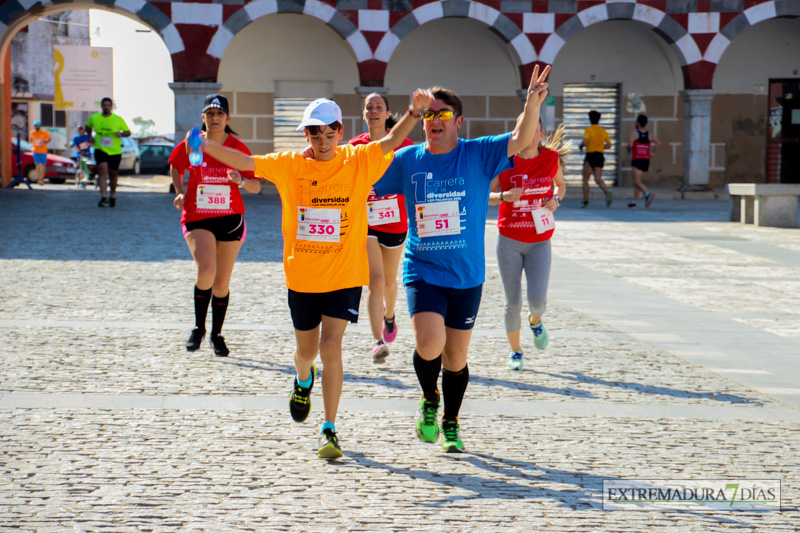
[578,110,612,208]
[201,90,434,459]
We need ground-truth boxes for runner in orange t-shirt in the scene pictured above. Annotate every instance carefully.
[201,90,434,460]
[28,121,51,186]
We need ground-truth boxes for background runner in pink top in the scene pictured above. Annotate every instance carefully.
[348,93,415,364]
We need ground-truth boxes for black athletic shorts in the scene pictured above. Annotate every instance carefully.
[288,286,363,331]
[94,149,122,171]
[367,228,407,248]
[584,152,605,169]
[405,279,483,330]
[183,214,246,242]
[631,159,650,172]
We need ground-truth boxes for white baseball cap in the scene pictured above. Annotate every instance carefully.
[296,98,343,131]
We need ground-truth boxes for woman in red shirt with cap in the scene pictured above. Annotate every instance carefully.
[169,94,261,357]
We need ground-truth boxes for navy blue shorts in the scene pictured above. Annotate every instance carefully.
[405,280,482,330]
[288,287,363,331]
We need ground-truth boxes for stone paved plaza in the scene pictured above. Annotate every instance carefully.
[1,186,799,531]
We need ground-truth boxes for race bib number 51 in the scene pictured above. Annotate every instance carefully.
[297,207,341,242]
[416,200,461,238]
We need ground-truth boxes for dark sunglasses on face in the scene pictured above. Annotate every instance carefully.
[422,109,455,121]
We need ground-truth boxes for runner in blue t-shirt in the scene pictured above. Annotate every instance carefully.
[374,64,551,453]
[71,125,93,158]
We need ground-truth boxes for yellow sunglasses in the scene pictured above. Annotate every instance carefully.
[422,109,455,121]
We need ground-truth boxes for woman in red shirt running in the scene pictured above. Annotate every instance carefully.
[169,94,261,357]
[489,119,567,371]
[348,93,414,364]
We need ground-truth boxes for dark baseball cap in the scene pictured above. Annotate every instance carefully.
[202,94,229,114]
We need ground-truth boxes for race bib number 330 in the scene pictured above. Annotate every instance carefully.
[416,200,461,238]
[297,207,341,242]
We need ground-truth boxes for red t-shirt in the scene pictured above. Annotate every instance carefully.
[348,132,413,234]
[169,134,256,225]
[496,148,559,243]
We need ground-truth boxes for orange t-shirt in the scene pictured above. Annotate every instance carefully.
[29,130,50,154]
[253,141,394,293]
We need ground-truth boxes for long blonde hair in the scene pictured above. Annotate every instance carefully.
[538,119,570,171]
[516,114,570,170]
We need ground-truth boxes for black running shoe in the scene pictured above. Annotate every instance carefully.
[318,428,343,459]
[185,328,205,351]
[109,197,116,208]
[289,365,316,423]
[209,333,229,357]
[98,198,109,207]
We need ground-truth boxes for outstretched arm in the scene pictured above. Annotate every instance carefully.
[378,89,434,156]
[202,137,256,172]
[507,64,551,157]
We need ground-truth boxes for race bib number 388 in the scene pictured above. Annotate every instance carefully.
[297,207,341,242]
[196,184,231,210]
[416,200,461,238]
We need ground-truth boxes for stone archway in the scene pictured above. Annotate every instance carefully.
[0,0,182,187]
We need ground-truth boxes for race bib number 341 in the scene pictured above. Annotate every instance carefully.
[416,200,461,238]
[367,198,400,225]
[297,207,341,242]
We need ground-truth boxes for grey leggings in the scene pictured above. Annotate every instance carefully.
[496,234,551,332]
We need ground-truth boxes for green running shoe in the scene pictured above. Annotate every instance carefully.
[318,428,343,459]
[441,419,464,453]
[605,190,613,207]
[289,364,316,423]
[507,350,524,371]
[416,398,440,443]
[531,321,549,350]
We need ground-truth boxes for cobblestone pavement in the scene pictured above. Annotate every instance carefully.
[1,188,799,531]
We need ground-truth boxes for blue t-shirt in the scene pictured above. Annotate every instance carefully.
[71,134,92,157]
[374,133,512,289]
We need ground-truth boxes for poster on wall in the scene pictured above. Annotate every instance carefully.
[53,45,113,111]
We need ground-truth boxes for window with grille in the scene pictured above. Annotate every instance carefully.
[273,81,332,152]
[562,83,620,186]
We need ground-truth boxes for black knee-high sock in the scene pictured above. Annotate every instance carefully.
[211,292,229,336]
[442,364,469,422]
[413,350,442,404]
[194,286,212,330]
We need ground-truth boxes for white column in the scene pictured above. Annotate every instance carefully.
[169,82,223,141]
[679,89,716,190]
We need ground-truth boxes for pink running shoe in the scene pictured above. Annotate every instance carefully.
[382,316,398,344]
[372,340,390,364]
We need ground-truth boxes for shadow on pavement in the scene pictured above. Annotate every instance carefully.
[470,373,597,399]
[215,356,416,391]
[541,371,765,406]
